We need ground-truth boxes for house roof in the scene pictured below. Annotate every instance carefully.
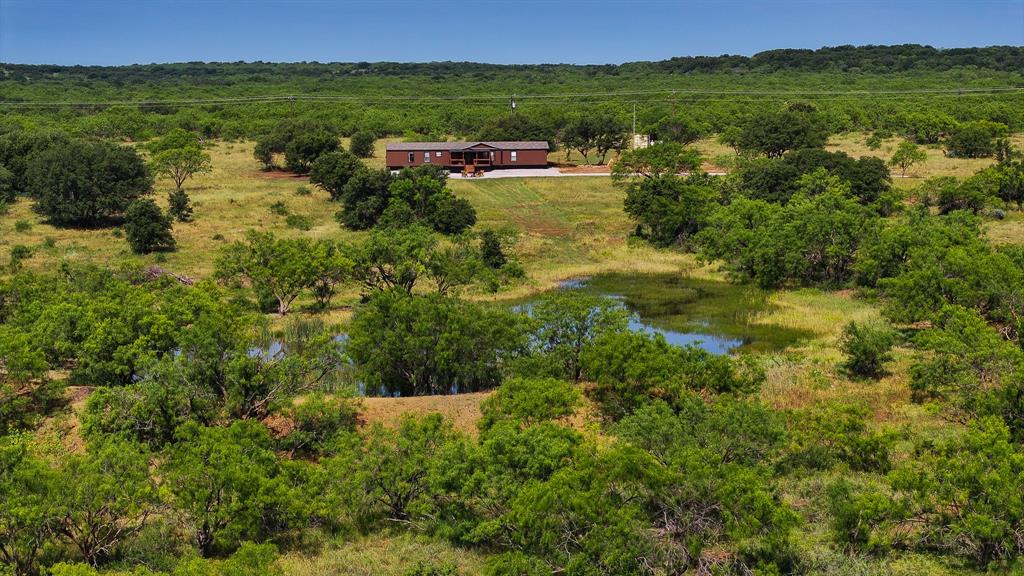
[386,141,549,152]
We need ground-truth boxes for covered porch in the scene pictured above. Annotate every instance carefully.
[449,144,497,167]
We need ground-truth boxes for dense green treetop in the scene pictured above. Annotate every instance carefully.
[3,45,1022,83]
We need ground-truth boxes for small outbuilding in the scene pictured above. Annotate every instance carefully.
[386,141,549,171]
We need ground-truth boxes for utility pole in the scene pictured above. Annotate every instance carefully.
[632,101,637,148]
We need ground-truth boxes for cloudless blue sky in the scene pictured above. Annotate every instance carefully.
[1,0,1021,65]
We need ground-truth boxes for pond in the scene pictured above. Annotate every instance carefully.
[533,273,809,354]
[261,273,807,397]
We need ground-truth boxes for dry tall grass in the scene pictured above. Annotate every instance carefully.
[278,533,485,576]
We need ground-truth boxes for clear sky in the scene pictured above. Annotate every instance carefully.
[1,0,1021,65]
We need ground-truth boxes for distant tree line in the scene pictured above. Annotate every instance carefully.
[3,45,1022,80]
[1,45,1022,141]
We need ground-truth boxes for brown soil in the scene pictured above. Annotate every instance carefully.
[66,385,94,406]
[263,412,296,439]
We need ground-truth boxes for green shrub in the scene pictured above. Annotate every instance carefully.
[337,166,477,235]
[479,378,580,432]
[221,542,284,576]
[14,219,31,232]
[0,164,13,202]
[517,290,628,382]
[82,376,215,448]
[8,244,32,271]
[781,404,895,473]
[295,184,312,196]
[826,477,905,553]
[51,439,159,566]
[908,305,1024,427]
[925,174,994,215]
[254,138,275,170]
[733,108,830,157]
[349,130,376,158]
[347,289,526,396]
[310,150,364,201]
[47,563,103,576]
[277,393,358,457]
[161,421,307,557]
[840,321,896,378]
[26,139,152,226]
[583,330,764,420]
[696,191,876,288]
[284,130,340,173]
[285,213,312,230]
[167,188,193,222]
[269,200,289,215]
[479,229,506,269]
[945,120,1008,158]
[615,396,784,467]
[124,198,175,254]
[889,417,1024,568]
[0,326,60,434]
[341,413,464,524]
[483,553,549,576]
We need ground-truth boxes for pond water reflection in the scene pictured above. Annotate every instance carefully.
[534,273,809,354]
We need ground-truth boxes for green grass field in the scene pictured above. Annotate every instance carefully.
[4,134,1017,278]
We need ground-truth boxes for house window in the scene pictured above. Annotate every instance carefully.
[424,152,431,163]
[408,152,415,163]
[435,151,442,157]
[510,151,518,162]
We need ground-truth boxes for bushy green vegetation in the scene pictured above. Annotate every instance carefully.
[330,164,477,234]
[123,199,175,254]
[25,139,152,227]
[2,46,1023,144]
[2,44,1024,576]
[840,321,897,378]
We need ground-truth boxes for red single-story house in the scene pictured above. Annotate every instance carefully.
[386,141,549,170]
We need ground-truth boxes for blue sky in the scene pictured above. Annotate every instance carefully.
[1,0,1021,65]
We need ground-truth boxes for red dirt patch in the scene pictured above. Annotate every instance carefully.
[263,412,296,439]
[65,385,94,406]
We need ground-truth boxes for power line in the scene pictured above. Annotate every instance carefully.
[0,86,1020,108]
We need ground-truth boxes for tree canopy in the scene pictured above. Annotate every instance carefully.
[26,139,152,227]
